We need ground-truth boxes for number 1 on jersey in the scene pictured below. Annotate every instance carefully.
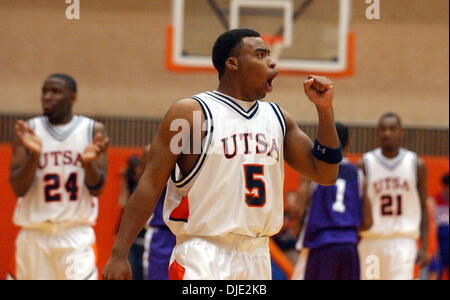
[332,178,347,213]
[243,164,266,207]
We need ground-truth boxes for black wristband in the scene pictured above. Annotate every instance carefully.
[312,139,343,164]
[86,172,105,191]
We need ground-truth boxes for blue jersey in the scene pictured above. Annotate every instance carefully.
[149,188,167,227]
[301,159,363,249]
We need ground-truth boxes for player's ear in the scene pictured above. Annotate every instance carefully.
[225,57,239,72]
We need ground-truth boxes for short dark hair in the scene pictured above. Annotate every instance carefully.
[379,112,402,127]
[335,122,349,148]
[47,73,77,93]
[212,29,260,79]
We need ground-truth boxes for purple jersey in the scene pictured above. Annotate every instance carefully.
[302,159,363,249]
[149,188,167,227]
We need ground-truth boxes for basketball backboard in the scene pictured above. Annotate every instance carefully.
[167,0,353,76]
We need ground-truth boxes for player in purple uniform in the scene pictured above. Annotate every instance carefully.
[291,122,373,280]
[140,145,176,280]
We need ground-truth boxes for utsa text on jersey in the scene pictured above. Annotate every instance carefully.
[37,150,84,169]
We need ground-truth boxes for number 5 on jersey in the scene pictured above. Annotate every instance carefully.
[243,164,266,207]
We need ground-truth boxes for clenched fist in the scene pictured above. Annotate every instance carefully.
[303,75,334,108]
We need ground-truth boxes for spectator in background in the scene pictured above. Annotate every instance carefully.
[428,173,449,280]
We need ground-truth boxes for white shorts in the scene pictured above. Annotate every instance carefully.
[8,224,98,280]
[168,234,271,280]
[359,238,417,280]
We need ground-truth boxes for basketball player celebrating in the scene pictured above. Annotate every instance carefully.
[8,74,109,280]
[103,29,342,280]
[357,113,429,280]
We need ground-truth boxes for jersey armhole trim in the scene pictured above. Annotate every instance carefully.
[27,118,37,130]
[170,96,214,188]
[269,103,286,138]
[362,154,370,180]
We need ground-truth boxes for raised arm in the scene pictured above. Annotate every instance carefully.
[283,76,341,186]
[9,120,42,197]
[102,98,203,280]
[82,122,109,196]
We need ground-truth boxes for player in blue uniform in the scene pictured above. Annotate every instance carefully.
[292,122,373,280]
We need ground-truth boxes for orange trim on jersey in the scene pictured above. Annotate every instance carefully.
[169,196,189,222]
[169,260,186,280]
[92,242,99,280]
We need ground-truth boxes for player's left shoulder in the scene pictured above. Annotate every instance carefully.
[78,115,107,138]
[92,120,106,132]
[404,148,425,167]
[261,101,288,136]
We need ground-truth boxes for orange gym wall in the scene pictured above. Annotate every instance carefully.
[0,145,448,279]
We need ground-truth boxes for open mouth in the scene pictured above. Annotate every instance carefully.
[266,73,278,93]
[43,103,53,110]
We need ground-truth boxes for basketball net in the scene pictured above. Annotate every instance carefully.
[261,35,284,62]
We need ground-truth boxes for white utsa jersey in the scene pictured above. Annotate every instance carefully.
[13,115,98,228]
[361,148,421,239]
[163,91,286,238]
